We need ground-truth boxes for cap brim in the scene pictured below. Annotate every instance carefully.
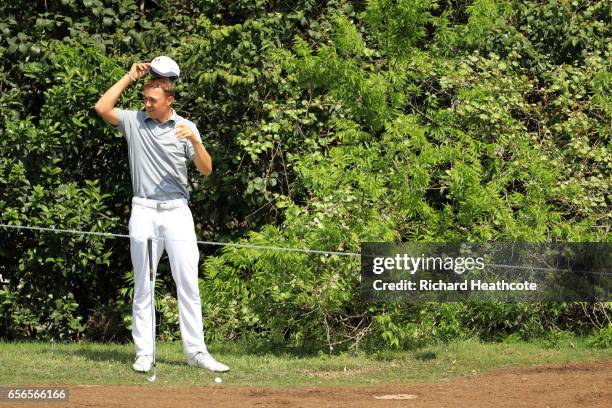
[150,67,179,81]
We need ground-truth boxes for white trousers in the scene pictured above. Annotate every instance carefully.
[128,197,207,357]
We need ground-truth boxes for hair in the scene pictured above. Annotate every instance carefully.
[143,77,176,98]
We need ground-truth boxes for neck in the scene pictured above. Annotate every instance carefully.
[157,109,174,124]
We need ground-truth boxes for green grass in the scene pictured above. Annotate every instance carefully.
[0,338,609,387]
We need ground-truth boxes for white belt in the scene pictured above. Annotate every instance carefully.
[132,197,188,210]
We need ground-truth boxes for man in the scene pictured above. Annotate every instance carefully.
[95,60,229,373]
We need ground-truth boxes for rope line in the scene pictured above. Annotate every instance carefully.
[0,223,131,239]
[0,223,361,257]
[1,224,609,275]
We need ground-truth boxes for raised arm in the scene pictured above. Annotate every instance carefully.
[95,63,150,126]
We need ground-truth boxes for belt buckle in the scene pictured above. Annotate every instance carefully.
[156,202,163,210]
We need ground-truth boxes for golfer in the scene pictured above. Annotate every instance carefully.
[95,58,229,373]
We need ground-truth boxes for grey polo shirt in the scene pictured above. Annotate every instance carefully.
[117,109,200,200]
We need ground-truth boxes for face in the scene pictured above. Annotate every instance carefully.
[143,87,173,121]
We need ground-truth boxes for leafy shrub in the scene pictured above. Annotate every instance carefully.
[586,325,612,349]
[0,1,609,348]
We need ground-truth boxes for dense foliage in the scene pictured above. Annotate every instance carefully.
[0,1,609,350]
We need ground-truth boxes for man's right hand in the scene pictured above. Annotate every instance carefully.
[129,63,151,82]
[95,62,150,126]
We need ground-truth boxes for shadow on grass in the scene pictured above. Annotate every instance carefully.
[211,337,436,359]
[32,336,401,363]
[206,336,362,358]
[46,345,186,367]
[414,350,437,361]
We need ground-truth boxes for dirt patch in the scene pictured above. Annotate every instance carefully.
[4,360,610,408]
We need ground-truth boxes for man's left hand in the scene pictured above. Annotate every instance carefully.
[176,123,202,145]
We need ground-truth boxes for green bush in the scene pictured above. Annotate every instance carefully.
[1,1,609,348]
[586,325,612,349]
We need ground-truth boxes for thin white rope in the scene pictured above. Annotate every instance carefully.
[0,223,131,239]
[1,223,608,275]
[0,223,361,257]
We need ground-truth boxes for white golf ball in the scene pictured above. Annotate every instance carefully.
[214,377,222,384]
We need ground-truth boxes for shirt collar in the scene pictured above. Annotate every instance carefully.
[145,109,178,124]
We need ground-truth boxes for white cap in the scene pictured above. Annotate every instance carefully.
[150,56,180,80]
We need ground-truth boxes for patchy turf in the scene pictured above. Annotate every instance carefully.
[0,338,610,388]
[1,361,610,407]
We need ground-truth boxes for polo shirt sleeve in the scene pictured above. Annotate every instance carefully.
[182,122,201,161]
[116,109,135,141]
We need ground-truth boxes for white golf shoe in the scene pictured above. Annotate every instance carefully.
[187,352,230,372]
[132,355,153,372]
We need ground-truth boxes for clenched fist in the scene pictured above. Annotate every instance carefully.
[176,123,202,145]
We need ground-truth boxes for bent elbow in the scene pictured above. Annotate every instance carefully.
[94,102,105,116]
[199,162,212,176]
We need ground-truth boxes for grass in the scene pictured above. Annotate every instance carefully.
[0,337,609,387]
